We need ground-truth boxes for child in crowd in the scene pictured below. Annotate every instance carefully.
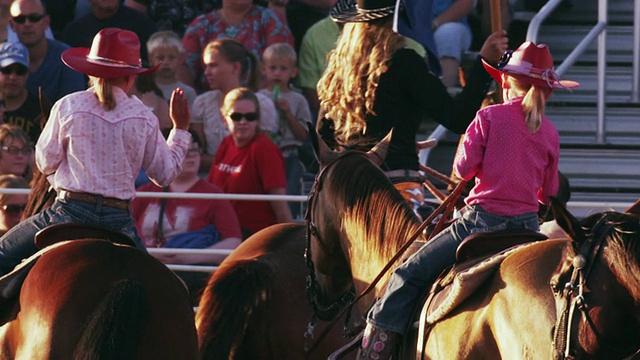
[147,30,197,106]
[0,28,191,276]
[360,41,579,359]
[258,43,310,218]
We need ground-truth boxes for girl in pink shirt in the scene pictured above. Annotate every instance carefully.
[361,41,579,359]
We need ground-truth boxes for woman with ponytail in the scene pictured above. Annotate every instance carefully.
[360,41,579,359]
[190,38,277,173]
[0,28,192,276]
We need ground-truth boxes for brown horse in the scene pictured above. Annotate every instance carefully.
[0,239,199,359]
[306,131,567,359]
[195,223,357,359]
[549,203,640,360]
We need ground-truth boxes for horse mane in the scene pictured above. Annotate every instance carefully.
[323,152,422,260]
[578,211,640,303]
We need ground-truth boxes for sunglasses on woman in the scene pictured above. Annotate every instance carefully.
[228,112,259,122]
[1,204,26,216]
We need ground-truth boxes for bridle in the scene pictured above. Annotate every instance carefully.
[304,151,357,322]
[550,215,640,359]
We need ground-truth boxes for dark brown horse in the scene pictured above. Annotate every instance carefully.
[195,223,357,359]
[550,203,640,360]
[306,131,566,358]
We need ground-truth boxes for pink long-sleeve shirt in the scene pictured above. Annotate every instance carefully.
[36,87,190,200]
[454,97,559,216]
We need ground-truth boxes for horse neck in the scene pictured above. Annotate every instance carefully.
[340,206,422,305]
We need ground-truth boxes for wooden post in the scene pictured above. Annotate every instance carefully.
[490,0,503,102]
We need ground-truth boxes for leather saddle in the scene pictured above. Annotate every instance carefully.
[34,223,137,249]
[0,224,137,325]
[411,228,548,358]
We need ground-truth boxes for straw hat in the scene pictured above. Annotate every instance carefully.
[330,0,397,23]
[482,41,579,89]
[61,28,159,79]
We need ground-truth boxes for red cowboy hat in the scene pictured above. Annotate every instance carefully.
[482,41,579,89]
[61,28,159,79]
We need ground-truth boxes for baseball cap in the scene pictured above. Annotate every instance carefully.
[0,42,29,69]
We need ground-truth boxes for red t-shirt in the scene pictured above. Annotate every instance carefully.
[132,178,242,248]
[207,134,287,234]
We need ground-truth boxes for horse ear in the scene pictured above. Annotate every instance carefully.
[551,196,584,240]
[307,122,339,166]
[366,129,392,166]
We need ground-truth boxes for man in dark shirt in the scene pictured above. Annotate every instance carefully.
[0,42,43,145]
[61,0,158,63]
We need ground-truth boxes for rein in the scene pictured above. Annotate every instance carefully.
[303,151,467,353]
[551,215,625,359]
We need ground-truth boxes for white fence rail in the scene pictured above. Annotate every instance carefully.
[1,188,634,274]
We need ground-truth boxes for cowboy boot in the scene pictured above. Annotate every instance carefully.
[360,323,401,360]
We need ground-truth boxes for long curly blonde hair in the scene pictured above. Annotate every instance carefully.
[317,18,405,141]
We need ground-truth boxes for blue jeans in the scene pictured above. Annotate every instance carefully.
[0,198,144,276]
[366,205,539,334]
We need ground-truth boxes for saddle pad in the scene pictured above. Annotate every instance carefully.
[425,241,539,325]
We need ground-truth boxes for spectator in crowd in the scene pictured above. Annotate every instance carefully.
[317,0,507,207]
[3,0,53,44]
[60,0,158,63]
[124,0,218,37]
[133,129,242,264]
[191,38,277,173]
[296,16,339,120]
[285,0,335,51]
[432,0,476,88]
[0,28,192,276]
[0,41,43,145]
[0,174,29,236]
[130,72,172,130]
[10,0,86,103]
[258,42,309,218]
[180,0,294,92]
[146,30,197,106]
[0,124,32,180]
[207,87,292,239]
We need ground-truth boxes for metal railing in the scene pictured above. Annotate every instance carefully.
[526,0,609,143]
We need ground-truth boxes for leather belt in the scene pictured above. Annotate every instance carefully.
[58,190,130,210]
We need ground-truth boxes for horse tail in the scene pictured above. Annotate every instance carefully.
[73,279,148,360]
[196,259,274,359]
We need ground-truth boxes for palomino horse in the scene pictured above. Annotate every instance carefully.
[306,130,566,359]
[550,203,640,359]
[195,223,357,359]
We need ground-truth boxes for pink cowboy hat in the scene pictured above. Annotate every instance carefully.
[482,41,579,89]
[61,28,159,79]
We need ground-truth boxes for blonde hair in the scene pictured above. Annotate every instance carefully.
[262,42,297,66]
[317,20,405,141]
[204,39,260,91]
[505,76,551,133]
[221,87,261,119]
[89,76,130,110]
[147,30,184,56]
